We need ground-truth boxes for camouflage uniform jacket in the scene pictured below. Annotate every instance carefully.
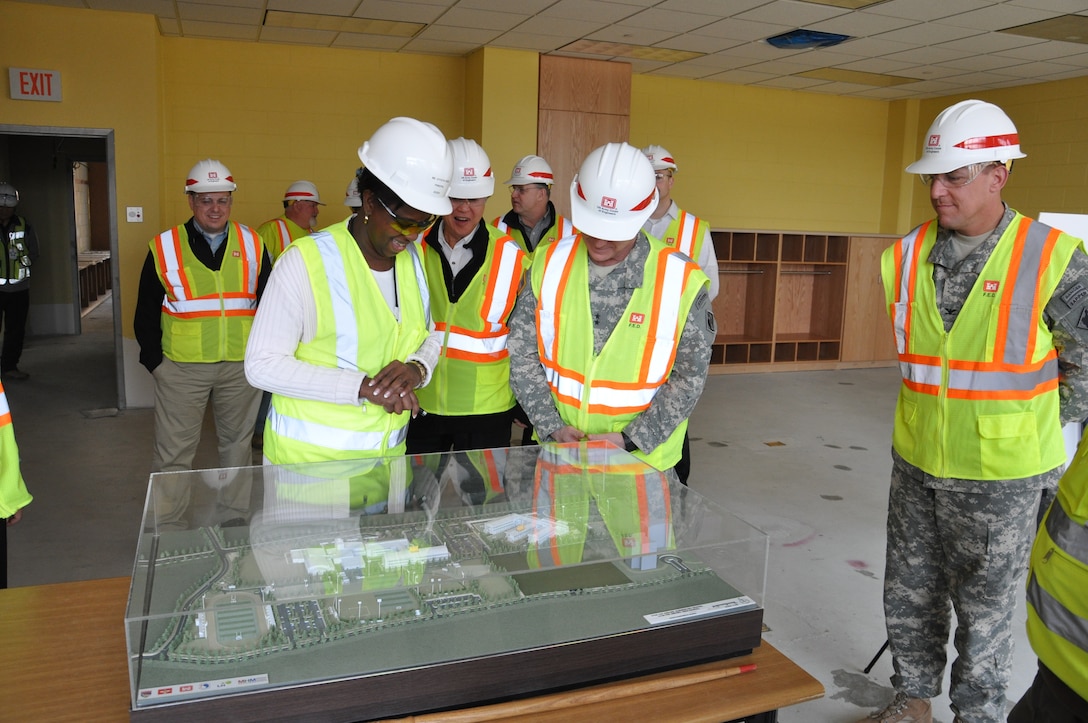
[507,232,716,451]
[895,204,1088,493]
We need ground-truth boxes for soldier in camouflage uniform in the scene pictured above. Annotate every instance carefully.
[861,101,1088,723]
[506,142,714,483]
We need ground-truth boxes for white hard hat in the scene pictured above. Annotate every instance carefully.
[358,117,453,216]
[642,144,677,172]
[0,182,18,208]
[284,180,324,205]
[569,142,658,241]
[448,138,494,199]
[906,99,1026,175]
[504,155,554,186]
[344,176,362,208]
[185,159,237,193]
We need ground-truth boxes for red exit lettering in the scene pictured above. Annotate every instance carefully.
[19,71,53,97]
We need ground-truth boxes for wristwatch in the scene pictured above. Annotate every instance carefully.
[620,431,638,453]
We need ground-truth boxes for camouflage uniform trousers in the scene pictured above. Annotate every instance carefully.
[883,455,1038,723]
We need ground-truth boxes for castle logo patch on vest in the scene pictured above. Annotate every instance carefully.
[983,280,1000,294]
[629,312,645,327]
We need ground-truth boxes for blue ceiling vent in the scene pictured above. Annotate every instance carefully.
[766,29,851,50]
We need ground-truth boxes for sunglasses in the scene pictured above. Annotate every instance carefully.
[374,195,436,235]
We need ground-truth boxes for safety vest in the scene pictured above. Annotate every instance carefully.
[0,217,31,285]
[881,214,1081,480]
[656,209,709,261]
[0,381,31,519]
[531,235,708,471]
[492,211,575,255]
[1025,437,1088,702]
[264,221,430,465]
[417,226,527,416]
[151,222,262,363]
[257,216,308,262]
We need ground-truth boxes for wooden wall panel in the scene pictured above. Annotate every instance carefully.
[841,236,897,363]
[539,55,630,114]
[538,109,630,219]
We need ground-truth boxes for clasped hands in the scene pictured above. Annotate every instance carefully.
[552,425,624,449]
[359,360,425,417]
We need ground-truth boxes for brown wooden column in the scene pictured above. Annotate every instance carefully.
[537,56,631,218]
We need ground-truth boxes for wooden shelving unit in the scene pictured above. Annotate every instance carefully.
[709,230,896,373]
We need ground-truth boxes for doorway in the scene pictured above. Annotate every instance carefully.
[0,125,121,408]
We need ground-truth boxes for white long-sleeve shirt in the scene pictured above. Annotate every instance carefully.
[245,243,441,408]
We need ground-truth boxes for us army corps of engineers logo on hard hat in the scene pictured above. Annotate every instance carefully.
[598,195,618,216]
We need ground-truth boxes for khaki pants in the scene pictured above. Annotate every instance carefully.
[151,359,260,528]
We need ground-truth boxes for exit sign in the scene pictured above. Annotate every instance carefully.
[9,68,62,102]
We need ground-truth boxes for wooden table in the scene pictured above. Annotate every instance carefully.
[0,577,822,723]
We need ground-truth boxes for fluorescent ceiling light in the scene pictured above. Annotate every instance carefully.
[798,67,916,87]
[263,10,423,37]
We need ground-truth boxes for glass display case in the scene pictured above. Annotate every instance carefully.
[126,442,768,722]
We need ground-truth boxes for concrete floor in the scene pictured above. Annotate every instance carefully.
[4,298,1040,722]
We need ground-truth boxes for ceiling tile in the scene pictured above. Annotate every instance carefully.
[586,25,679,46]
[178,19,260,40]
[620,7,728,33]
[353,0,447,23]
[542,0,641,24]
[267,0,359,14]
[940,4,1061,31]
[434,7,529,31]
[177,2,262,25]
[418,23,503,44]
[864,0,994,22]
[691,17,795,43]
[89,0,175,16]
[735,0,853,26]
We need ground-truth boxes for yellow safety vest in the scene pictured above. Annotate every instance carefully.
[151,222,262,363]
[0,217,31,285]
[492,213,575,256]
[264,221,430,465]
[881,214,1081,479]
[1025,437,1088,701]
[417,226,527,416]
[656,209,709,261]
[257,215,309,262]
[0,381,31,518]
[531,234,708,471]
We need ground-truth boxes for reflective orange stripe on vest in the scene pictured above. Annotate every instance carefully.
[890,218,1060,401]
[430,238,524,362]
[536,238,691,414]
[154,222,260,319]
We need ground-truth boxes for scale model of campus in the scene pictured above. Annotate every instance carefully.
[129,492,759,711]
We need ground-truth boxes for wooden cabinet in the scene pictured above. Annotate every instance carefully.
[709,230,896,373]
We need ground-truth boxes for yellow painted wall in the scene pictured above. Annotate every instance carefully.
[159,37,466,233]
[470,47,539,225]
[0,2,161,330]
[630,75,892,235]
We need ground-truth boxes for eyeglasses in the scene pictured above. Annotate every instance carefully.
[192,195,232,209]
[654,173,673,182]
[920,162,999,188]
[374,195,437,235]
[510,185,547,195]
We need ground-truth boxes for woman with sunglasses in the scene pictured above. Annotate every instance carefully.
[245,116,453,467]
